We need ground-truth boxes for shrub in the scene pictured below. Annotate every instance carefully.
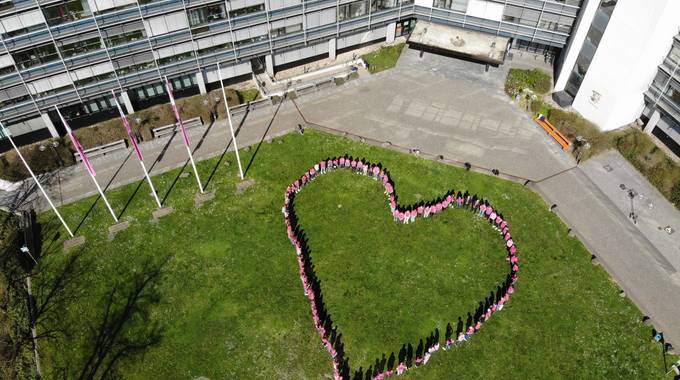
[349,72,360,80]
[334,77,346,86]
[505,68,552,97]
[671,181,680,208]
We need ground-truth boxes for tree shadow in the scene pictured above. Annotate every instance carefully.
[72,254,171,379]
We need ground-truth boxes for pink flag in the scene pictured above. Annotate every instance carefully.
[164,78,190,147]
[112,92,144,162]
[55,107,96,177]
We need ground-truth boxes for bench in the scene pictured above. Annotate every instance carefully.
[535,115,572,151]
[74,139,127,162]
[152,116,203,139]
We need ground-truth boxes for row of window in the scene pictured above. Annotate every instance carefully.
[564,0,617,98]
[432,1,576,34]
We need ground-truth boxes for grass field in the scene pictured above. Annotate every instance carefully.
[34,130,674,379]
[362,43,405,74]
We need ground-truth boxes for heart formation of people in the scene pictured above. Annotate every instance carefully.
[282,156,520,379]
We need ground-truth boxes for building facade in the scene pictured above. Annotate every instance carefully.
[0,0,583,146]
[641,33,680,156]
[553,0,680,144]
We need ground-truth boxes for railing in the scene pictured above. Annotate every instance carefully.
[74,139,128,162]
[152,116,204,138]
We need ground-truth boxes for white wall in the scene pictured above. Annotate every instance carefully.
[569,0,680,131]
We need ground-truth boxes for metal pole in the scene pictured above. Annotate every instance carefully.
[164,77,204,193]
[0,123,74,237]
[111,90,162,208]
[217,62,245,180]
[140,160,162,208]
[186,143,204,193]
[54,107,118,222]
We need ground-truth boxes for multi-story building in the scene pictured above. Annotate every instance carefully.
[642,33,680,155]
[552,0,680,156]
[0,0,583,147]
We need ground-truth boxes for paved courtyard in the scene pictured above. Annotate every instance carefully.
[4,46,680,348]
[295,48,573,181]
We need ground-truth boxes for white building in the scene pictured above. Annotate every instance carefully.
[553,0,680,141]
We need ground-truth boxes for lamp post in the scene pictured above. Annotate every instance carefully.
[39,141,63,204]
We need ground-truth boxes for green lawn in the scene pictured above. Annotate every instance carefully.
[34,130,673,379]
[362,43,405,74]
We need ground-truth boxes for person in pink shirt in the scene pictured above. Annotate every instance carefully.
[417,205,424,215]
[351,159,357,172]
[339,157,345,167]
[485,205,493,217]
[372,166,380,179]
[320,160,327,174]
[479,203,486,216]
[510,245,517,254]
[410,209,416,223]
[396,362,407,375]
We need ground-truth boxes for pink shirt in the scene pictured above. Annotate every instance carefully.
[373,166,380,175]
[320,161,326,170]
[339,157,345,166]
[417,206,424,214]
[485,207,493,216]
[351,160,357,168]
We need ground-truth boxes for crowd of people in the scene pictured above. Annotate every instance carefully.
[282,156,520,380]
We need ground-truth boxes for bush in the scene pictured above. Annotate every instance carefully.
[505,68,552,97]
[671,181,680,208]
[334,77,346,86]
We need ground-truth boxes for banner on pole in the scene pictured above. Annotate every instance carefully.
[164,78,190,147]
[112,92,144,162]
[55,107,96,177]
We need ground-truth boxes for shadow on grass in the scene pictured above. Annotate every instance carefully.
[73,150,132,233]
[242,98,284,177]
[203,104,251,190]
[74,254,170,379]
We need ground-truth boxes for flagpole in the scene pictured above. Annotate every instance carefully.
[54,107,118,222]
[164,76,204,193]
[111,90,162,208]
[0,122,74,237]
[217,62,244,180]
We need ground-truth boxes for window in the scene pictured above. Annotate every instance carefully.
[371,0,398,12]
[669,44,680,66]
[230,4,265,18]
[42,0,91,26]
[270,23,302,38]
[12,42,59,70]
[0,10,46,39]
[188,4,227,27]
[565,0,618,98]
[114,51,156,75]
[102,21,146,47]
[338,0,369,21]
[156,51,194,66]
[433,0,467,12]
[57,34,102,57]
